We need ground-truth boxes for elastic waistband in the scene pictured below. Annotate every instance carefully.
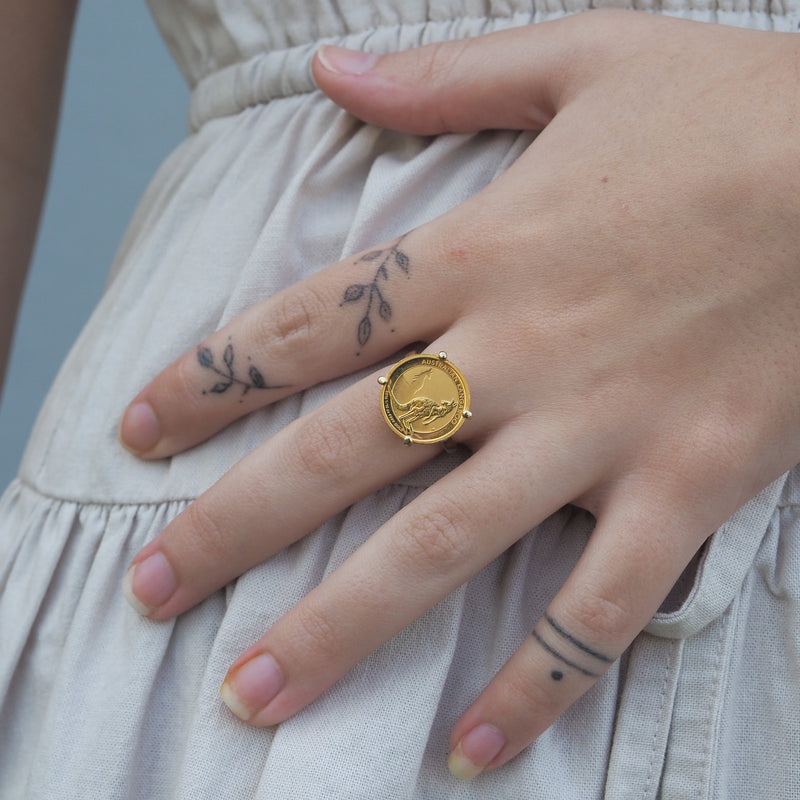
[189,12,535,130]
[188,3,799,130]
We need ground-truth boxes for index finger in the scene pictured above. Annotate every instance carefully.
[118,233,455,459]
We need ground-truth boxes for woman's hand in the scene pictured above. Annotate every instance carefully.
[118,11,800,778]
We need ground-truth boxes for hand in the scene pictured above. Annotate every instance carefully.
[118,11,800,778]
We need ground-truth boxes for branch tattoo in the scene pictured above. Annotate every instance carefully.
[197,338,286,401]
[340,235,411,353]
[533,615,614,682]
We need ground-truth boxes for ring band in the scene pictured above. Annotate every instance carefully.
[378,352,472,445]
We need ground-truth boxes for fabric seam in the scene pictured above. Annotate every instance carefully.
[698,600,737,799]
[641,644,674,799]
[13,476,196,509]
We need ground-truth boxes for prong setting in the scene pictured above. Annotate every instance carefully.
[378,353,470,445]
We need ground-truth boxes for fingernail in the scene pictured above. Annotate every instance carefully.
[122,552,177,615]
[317,45,379,76]
[448,724,506,780]
[119,401,160,453]
[221,653,284,722]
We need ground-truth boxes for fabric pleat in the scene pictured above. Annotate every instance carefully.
[1,1,799,797]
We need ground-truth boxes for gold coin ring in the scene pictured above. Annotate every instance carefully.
[378,352,472,445]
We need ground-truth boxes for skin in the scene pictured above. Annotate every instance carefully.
[0,0,79,399]
[118,11,800,777]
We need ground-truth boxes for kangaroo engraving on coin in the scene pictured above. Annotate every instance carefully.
[378,352,471,445]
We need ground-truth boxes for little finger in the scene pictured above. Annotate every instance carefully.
[447,494,712,779]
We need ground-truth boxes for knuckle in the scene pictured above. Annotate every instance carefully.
[424,40,465,83]
[655,404,746,498]
[292,602,340,661]
[420,40,474,129]
[689,409,743,470]
[263,285,328,351]
[183,501,229,563]
[568,586,634,646]
[292,409,357,482]
[399,496,472,574]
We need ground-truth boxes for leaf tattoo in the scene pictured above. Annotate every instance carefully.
[248,365,266,388]
[197,339,286,399]
[198,347,214,368]
[343,284,365,302]
[357,317,372,348]
[340,234,411,352]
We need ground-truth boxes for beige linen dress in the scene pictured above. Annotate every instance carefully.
[1,1,798,797]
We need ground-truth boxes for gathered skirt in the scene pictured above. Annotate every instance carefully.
[1,0,799,796]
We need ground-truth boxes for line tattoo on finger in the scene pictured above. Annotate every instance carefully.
[197,337,287,401]
[532,615,614,683]
[339,234,411,354]
[545,615,614,664]
[531,630,601,679]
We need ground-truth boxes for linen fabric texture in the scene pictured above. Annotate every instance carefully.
[1,0,799,797]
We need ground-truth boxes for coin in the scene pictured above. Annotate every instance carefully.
[378,352,471,445]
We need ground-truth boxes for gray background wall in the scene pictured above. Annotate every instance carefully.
[0,4,187,487]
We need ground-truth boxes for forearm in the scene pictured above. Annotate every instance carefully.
[0,0,79,397]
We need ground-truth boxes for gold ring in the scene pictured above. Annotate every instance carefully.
[378,352,472,445]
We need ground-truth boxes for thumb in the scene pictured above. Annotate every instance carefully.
[311,11,625,135]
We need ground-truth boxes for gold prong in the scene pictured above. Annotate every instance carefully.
[378,376,388,385]
[438,351,448,361]
[403,436,413,446]
[463,410,472,419]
